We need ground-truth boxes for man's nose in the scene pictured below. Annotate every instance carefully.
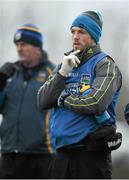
[73,32,79,40]
[16,44,23,52]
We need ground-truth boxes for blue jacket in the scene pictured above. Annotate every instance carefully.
[50,52,120,148]
[38,45,122,149]
[0,51,55,154]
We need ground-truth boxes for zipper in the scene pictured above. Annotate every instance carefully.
[15,80,28,151]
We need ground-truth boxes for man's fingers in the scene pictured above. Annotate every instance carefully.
[74,56,80,64]
[71,50,80,55]
[71,57,80,67]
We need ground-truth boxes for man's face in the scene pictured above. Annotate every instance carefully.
[71,27,94,51]
[15,42,41,67]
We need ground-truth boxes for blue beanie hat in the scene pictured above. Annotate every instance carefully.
[71,10,103,43]
[14,24,43,49]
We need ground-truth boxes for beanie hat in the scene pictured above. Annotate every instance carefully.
[14,24,43,48]
[71,10,103,43]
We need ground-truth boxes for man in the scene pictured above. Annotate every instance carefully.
[0,24,55,178]
[38,11,122,179]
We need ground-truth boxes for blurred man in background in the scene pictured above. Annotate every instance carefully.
[38,11,122,179]
[0,24,55,178]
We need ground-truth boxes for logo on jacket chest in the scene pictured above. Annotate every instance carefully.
[68,73,91,84]
[68,72,78,77]
[66,73,91,95]
[80,74,91,85]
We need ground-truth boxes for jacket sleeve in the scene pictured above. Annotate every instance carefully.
[37,65,66,110]
[63,57,122,115]
[0,90,6,113]
[0,74,8,113]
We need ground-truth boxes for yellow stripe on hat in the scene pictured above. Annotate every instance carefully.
[18,26,41,33]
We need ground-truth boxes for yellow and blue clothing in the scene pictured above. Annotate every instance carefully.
[38,45,122,150]
[0,51,54,154]
[50,52,120,148]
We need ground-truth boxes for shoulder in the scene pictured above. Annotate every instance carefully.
[95,56,122,83]
[41,50,56,74]
[95,56,116,70]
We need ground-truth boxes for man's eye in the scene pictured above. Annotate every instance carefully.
[80,31,86,34]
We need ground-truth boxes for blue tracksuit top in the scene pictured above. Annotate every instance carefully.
[50,52,120,149]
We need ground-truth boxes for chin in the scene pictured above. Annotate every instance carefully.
[73,47,79,51]
[19,58,26,62]
[73,46,83,51]
[74,48,83,53]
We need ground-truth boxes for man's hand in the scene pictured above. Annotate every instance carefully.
[0,62,16,78]
[0,62,16,91]
[59,50,80,77]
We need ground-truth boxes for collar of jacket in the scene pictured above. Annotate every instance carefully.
[65,44,102,66]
